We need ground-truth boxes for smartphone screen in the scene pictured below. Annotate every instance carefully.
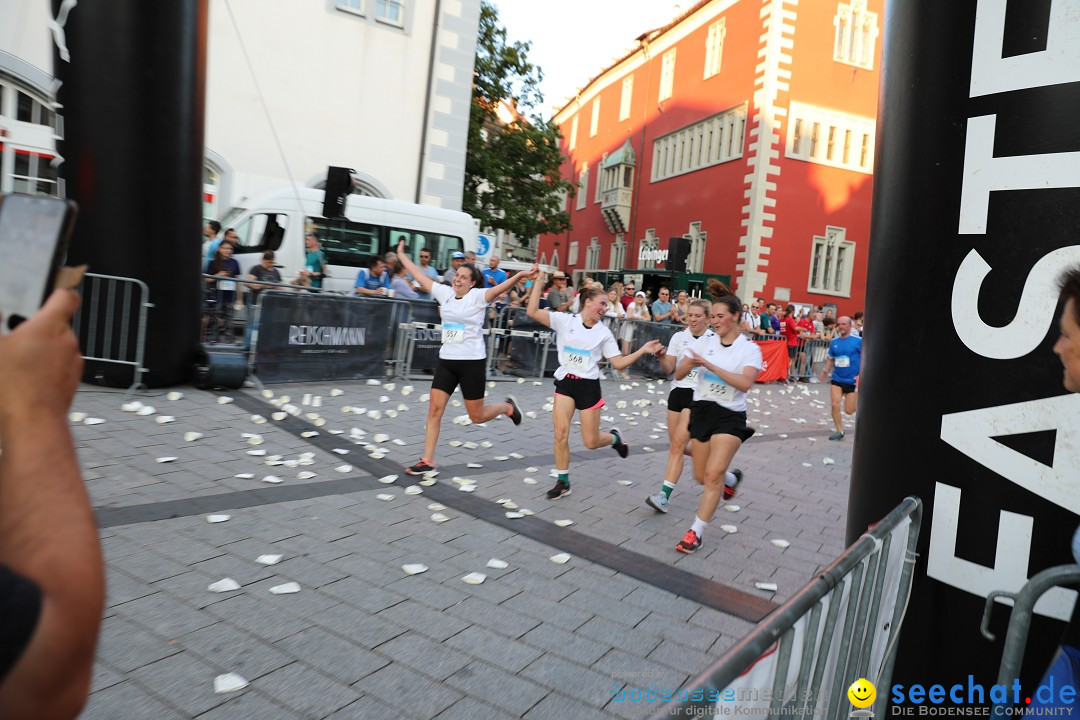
[0,194,75,332]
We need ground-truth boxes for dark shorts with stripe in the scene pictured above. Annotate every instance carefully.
[688,400,755,443]
[554,375,605,411]
[431,358,487,400]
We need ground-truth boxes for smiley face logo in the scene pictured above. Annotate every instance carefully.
[848,678,876,709]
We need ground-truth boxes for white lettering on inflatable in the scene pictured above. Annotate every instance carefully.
[927,483,1076,621]
[970,0,1080,98]
[950,246,1080,359]
[959,114,1080,235]
[934,0,1080,621]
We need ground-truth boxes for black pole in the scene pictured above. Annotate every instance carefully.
[850,0,1080,697]
[54,0,206,387]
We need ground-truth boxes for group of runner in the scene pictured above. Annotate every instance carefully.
[395,245,861,555]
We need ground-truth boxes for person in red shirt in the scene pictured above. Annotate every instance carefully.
[620,282,636,311]
[794,309,816,381]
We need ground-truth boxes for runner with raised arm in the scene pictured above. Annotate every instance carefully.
[526,271,663,499]
[396,240,537,475]
[672,295,762,554]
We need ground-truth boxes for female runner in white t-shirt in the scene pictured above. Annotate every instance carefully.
[526,271,663,500]
[645,298,714,513]
[672,295,762,554]
[396,240,538,475]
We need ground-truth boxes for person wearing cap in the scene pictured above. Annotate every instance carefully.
[444,252,466,285]
[547,271,573,312]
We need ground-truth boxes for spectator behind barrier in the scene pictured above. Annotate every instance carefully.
[354,256,392,297]
[0,289,105,719]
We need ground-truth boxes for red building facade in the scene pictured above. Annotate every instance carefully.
[538,0,882,315]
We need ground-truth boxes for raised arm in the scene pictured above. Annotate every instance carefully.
[609,339,662,371]
[0,290,104,719]
[526,270,552,328]
[485,264,537,304]
[396,240,436,294]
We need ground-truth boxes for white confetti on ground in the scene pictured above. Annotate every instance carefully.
[208,578,241,593]
[206,514,231,523]
[402,564,428,575]
[269,582,301,594]
[487,558,508,569]
[549,553,571,564]
[462,572,487,585]
[214,673,249,694]
[256,554,283,565]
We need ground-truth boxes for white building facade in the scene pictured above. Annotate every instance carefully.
[0,0,481,218]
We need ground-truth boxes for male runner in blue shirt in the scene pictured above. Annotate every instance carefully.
[819,315,861,440]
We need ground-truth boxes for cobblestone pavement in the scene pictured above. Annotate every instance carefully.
[72,373,856,719]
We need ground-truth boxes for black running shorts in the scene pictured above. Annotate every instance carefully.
[431,359,487,400]
[553,375,605,411]
[688,400,755,443]
[667,387,695,413]
[831,380,857,395]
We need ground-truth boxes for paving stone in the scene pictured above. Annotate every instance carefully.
[357,663,464,718]
[376,600,470,643]
[443,597,541,640]
[520,653,618,708]
[445,625,544,673]
[375,632,472,681]
[96,617,183,673]
[253,662,362,718]
[195,691,304,720]
[204,594,314,643]
[519,623,612,666]
[128,651,230,717]
[179,622,294,680]
[315,603,410,649]
[526,691,620,720]
[444,661,548,716]
[81,681,187,720]
[434,695,519,720]
[276,626,390,684]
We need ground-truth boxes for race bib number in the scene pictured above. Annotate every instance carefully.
[701,371,735,403]
[217,280,236,292]
[560,346,590,371]
[835,355,850,368]
[442,323,465,344]
[684,368,700,383]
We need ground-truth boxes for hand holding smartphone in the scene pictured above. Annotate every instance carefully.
[0,194,78,333]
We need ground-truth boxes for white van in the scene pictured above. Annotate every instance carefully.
[216,187,479,293]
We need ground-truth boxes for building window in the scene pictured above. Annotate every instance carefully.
[610,235,626,270]
[595,153,607,203]
[704,18,726,78]
[834,0,878,70]
[590,96,600,138]
[375,0,404,25]
[619,75,633,121]
[569,115,579,151]
[638,229,659,269]
[11,150,59,196]
[336,0,364,15]
[686,222,706,273]
[568,240,579,266]
[651,103,746,182]
[586,237,601,269]
[659,48,676,102]
[785,101,874,174]
[808,226,855,296]
[576,164,588,210]
[13,90,54,129]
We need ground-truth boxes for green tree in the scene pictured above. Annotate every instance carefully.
[464,1,572,240]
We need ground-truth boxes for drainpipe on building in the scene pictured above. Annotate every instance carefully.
[415,0,443,204]
[627,35,653,274]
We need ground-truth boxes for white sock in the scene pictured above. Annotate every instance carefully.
[691,515,708,536]
[662,481,676,491]
[724,471,738,487]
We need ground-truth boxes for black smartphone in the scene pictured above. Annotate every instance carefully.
[0,194,78,332]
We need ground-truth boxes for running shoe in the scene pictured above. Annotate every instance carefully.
[646,491,669,513]
[828,431,845,441]
[506,395,523,426]
[676,529,702,554]
[546,479,571,500]
[723,469,743,500]
[405,459,436,475]
[610,427,629,459]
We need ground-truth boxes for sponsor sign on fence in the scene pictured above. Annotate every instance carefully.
[253,291,401,382]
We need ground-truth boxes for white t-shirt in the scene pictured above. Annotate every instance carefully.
[691,333,763,411]
[549,312,620,380]
[668,328,714,390]
[430,283,488,360]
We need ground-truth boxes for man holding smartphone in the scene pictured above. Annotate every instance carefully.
[0,289,104,718]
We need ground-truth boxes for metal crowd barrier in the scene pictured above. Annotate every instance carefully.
[651,497,923,720]
[72,272,152,399]
[787,336,832,382]
[981,565,1080,718]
